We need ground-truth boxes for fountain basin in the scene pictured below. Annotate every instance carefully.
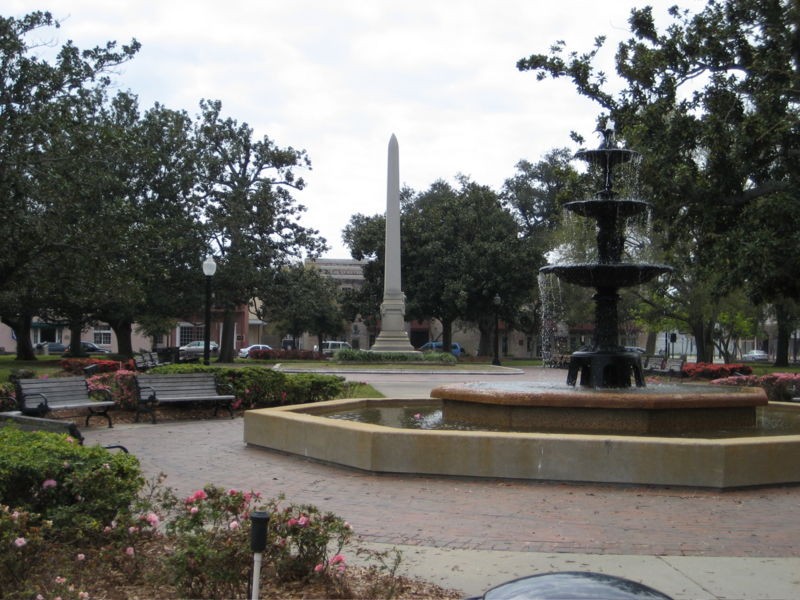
[431,382,766,434]
[243,397,800,489]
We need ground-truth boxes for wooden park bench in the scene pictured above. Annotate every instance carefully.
[134,372,235,424]
[15,376,114,427]
[133,350,170,371]
[647,356,686,377]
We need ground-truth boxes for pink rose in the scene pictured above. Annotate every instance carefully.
[76,553,85,561]
[190,506,199,514]
[229,520,240,530]
[125,546,135,557]
[14,537,26,548]
[297,516,309,527]
[42,479,57,489]
[330,554,346,565]
[314,563,324,573]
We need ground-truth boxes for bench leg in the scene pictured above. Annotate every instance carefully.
[86,408,113,428]
[213,401,234,419]
[135,401,158,424]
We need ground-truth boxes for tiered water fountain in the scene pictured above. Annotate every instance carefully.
[244,129,800,488]
[541,128,671,388]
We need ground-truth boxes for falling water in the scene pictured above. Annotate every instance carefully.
[538,272,567,367]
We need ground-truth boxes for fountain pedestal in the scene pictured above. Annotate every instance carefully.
[566,350,645,388]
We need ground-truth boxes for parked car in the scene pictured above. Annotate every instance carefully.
[80,341,111,354]
[179,340,219,359]
[417,341,465,356]
[238,344,272,358]
[315,340,352,356]
[742,349,769,362]
[36,341,67,354]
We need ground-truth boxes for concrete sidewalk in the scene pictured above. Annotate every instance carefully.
[82,367,800,599]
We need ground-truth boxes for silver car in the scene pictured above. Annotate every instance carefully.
[179,340,219,359]
[238,344,272,358]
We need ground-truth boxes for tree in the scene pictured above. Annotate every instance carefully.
[0,11,140,358]
[518,0,800,362]
[194,100,326,362]
[344,177,538,355]
[258,263,344,349]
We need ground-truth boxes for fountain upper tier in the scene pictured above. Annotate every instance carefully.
[540,263,672,289]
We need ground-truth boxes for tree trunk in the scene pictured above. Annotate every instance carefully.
[690,320,714,363]
[218,308,237,363]
[440,317,453,355]
[476,315,492,357]
[3,314,36,360]
[69,319,84,356]
[109,319,134,357]
[774,301,794,367]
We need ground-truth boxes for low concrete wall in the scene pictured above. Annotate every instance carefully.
[243,399,800,489]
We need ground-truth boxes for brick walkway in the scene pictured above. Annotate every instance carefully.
[84,414,800,558]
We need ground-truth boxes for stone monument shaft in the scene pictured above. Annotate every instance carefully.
[370,134,417,353]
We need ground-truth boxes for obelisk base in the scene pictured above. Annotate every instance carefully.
[370,295,419,354]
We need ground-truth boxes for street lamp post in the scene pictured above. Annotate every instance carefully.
[492,293,501,366]
[202,255,217,366]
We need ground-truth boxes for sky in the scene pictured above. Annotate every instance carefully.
[9,1,705,257]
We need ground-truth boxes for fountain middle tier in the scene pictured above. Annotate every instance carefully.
[540,262,672,288]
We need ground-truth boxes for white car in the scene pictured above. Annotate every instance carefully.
[315,340,352,356]
[238,344,272,358]
[742,350,769,362]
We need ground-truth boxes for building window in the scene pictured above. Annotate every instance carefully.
[180,326,205,346]
[94,326,112,346]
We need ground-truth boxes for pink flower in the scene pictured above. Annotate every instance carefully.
[145,512,160,527]
[189,506,199,514]
[55,576,67,584]
[76,553,85,561]
[14,537,26,548]
[125,546,135,557]
[330,554,346,565]
[186,489,207,503]
[314,563,324,573]
[229,520,240,530]
[297,516,309,527]
[287,517,298,527]
[78,592,90,599]
[42,479,57,489]
[414,413,422,419]
[128,526,139,534]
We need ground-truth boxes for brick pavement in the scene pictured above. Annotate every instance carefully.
[84,415,800,558]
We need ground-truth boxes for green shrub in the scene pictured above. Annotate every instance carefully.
[0,428,143,541]
[87,370,138,409]
[336,349,457,364]
[0,381,16,411]
[0,505,52,595]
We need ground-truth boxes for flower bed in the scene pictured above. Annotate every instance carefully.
[682,362,752,379]
[712,372,800,402]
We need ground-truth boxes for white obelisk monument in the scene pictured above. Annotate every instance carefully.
[370,134,418,353]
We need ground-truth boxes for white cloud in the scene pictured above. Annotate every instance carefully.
[7,0,705,255]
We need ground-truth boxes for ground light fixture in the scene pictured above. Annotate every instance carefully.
[249,510,270,600]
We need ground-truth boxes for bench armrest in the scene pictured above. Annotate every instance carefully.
[138,385,158,403]
[20,391,49,416]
